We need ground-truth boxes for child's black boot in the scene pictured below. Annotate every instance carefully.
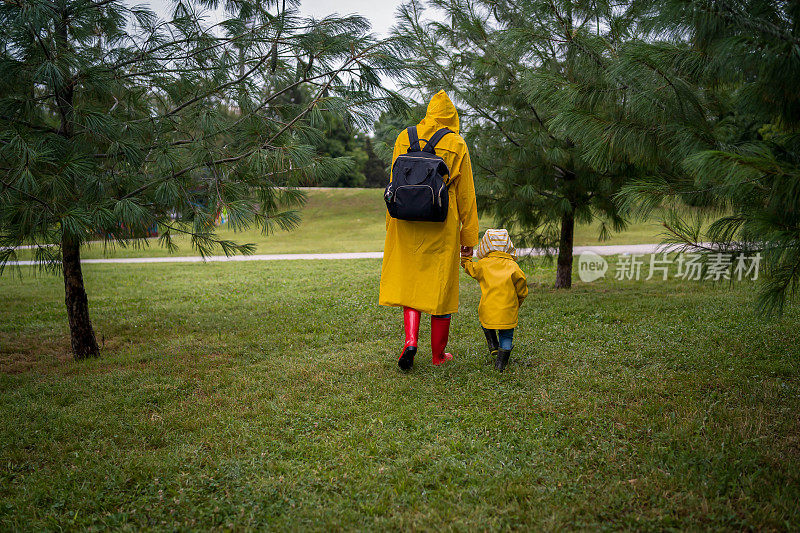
[482,327,499,357]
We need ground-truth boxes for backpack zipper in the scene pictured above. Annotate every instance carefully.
[437,183,446,207]
[395,184,435,206]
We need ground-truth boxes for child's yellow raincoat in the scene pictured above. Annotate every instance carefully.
[379,91,479,315]
[463,229,528,329]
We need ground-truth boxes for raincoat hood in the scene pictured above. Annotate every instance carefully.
[423,90,460,134]
[476,229,516,260]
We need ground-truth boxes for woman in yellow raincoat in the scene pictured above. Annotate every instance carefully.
[379,90,479,370]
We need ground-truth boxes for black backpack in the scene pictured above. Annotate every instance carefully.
[384,126,453,222]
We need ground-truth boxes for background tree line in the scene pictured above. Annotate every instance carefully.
[282,83,389,187]
[314,113,388,188]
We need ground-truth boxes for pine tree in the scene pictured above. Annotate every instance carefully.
[362,136,389,188]
[315,114,368,187]
[394,0,652,287]
[551,0,800,313]
[0,0,402,358]
[372,104,426,163]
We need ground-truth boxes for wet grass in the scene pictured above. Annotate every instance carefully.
[1,258,798,530]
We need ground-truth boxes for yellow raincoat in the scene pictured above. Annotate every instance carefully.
[379,91,479,315]
[463,252,528,329]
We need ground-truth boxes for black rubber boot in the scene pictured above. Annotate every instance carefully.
[482,327,499,357]
[398,346,417,371]
[494,349,511,371]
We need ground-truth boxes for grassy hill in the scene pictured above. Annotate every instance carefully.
[14,188,670,260]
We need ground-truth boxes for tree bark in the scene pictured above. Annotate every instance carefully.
[555,208,575,289]
[62,237,99,359]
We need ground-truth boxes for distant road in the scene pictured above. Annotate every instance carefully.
[4,243,703,266]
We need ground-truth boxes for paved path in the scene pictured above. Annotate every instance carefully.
[4,243,695,266]
[564,243,694,256]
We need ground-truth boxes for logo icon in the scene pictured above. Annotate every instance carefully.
[578,251,608,282]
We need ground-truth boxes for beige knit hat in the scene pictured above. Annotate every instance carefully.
[476,229,516,260]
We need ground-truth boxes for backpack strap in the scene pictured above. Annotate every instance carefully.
[407,126,422,152]
[422,128,453,154]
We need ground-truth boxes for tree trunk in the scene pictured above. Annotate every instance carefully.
[62,237,99,359]
[555,208,575,289]
[54,5,97,359]
[54,9,74,139]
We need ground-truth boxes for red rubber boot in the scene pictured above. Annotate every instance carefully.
[398,307,420,370]
[431,315,453,366]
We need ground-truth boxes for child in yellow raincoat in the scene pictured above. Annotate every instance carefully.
[462,229,528,371]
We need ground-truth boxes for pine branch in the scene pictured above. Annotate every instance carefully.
[137,55,271,123]
[0,177,55,214]
[0,115,59,134]
[715,0,800,46]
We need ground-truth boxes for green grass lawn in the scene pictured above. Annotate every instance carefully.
[1,258,799,530]
[13,188,670,260]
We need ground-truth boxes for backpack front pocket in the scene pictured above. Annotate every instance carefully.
[394,185,436,221]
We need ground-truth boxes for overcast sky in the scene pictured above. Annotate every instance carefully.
[299,0,405,36]
[139,0,409,36]
[134,0,433,93]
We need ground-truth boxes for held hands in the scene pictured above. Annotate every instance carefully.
[460,246,473,269]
